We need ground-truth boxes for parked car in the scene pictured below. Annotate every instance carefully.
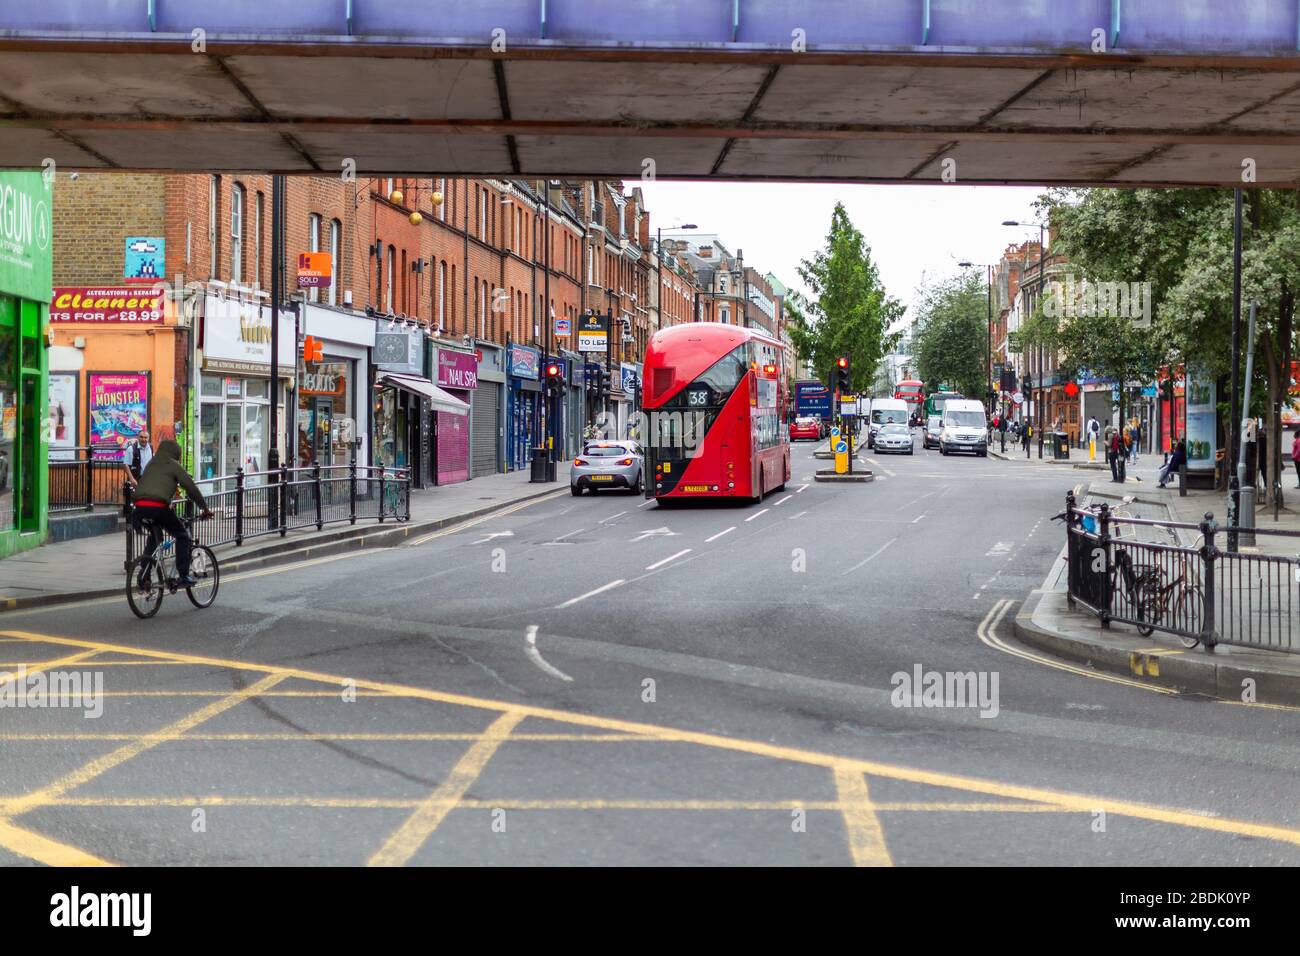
[570,441,643,495]
[923,415,943,450]
[789,416,821,441]
[874,422,914,455]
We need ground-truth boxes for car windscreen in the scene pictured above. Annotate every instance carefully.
[583,445,633,457]
[872,409,903,424]
[944,411,986,428]
[880,424,908,435]
[927,417,941,429]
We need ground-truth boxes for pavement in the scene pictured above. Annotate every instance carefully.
[1,469,569,612]
[986,443,1300,703]
[4,432,1300,865]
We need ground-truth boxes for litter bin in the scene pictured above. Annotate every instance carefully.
[530,446,549,483]
[1053,431,1070,460]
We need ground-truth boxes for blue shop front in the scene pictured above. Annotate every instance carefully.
[506,343,540,471]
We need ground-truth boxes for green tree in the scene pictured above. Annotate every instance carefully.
[793,202,903,392]
[912,269,987,399]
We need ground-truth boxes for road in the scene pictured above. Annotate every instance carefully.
[3,435,1300,866]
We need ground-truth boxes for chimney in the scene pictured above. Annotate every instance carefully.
[699,245,713,258]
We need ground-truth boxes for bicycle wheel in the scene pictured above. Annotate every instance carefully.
[1172,586,1204,649]
[1133,570,1162,637]
[126,557,164,619]
[185,546,220,609]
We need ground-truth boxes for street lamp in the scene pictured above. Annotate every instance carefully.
[958,260,994,420]
[1004,218,1048,459]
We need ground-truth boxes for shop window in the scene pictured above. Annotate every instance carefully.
[201,374,222,397]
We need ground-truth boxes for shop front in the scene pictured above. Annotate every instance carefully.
[507,343,540,471]
[297,302,374,471]
[471,342,504,477]
[198,285,294,489]
[562,350,584,458]
[433,346,476,484]
[0,171,51,558]
[372,320,429,483]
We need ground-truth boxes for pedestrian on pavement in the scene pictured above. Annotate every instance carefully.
[1291,429,1300,489]
[1108,428,1124,482]
[1158,440,1187,488]
[122,430,153,487]
[1087,416,1100,444]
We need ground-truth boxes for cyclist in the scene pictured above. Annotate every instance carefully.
[131,438,212,587]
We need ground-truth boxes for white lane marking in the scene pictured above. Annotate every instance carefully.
[840,537,898,575]
[795,484,809,493]
[554,579,625,608]
[637,499,655,508]
[705,527,736,543]
[524,624,573,682]
[911,514,925,524]
[773,495,793,507]
[551,528,585,542]
[986,541,1012,556]
[646,549,692,571]
[631,527,677,542]
[472,530,514,544]
[788,511,808,520]
[598,511,628,524]
[745,509,770,522]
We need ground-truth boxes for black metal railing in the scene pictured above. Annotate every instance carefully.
[48,448,135,512]
[124,454,410,570]
[1062,490,1300,654]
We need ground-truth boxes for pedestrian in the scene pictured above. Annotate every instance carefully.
[1086,416,1100,445]
[1108,427,1124,482]
[1291,429,1300,489]
[122,430,153,487]
[1158,440,1187,488]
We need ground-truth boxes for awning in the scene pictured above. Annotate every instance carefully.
[377,372,470,416]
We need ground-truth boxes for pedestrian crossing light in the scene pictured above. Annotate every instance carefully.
[835,356,851,393]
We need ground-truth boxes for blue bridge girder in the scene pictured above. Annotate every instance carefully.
[5,1,1300,185]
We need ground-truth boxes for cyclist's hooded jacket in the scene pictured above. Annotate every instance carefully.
[133,439,208,510]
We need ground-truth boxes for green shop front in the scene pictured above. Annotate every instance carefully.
[0,171,52,559]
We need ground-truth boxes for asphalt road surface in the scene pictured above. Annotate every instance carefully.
[3,433,1300,866]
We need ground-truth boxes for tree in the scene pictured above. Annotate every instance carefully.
[792,202,903,392]
[912,269,987,399]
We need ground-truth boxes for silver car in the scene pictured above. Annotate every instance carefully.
[923,415,943,449]
[571,441,643,495]
[875,422,914,454]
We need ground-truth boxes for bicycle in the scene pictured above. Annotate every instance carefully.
[1111,538,1205,646]
[126,512,220,619]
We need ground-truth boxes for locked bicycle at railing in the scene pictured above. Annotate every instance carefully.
[1111,535,1205,646]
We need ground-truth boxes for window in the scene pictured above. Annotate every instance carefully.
[437,260,446,330]
[385,245,395,313]
[384,177,394,200]
[478,188,487,242]
[254,192,264,288]
[328,219,340,305]
[230,183,244,284]
[209,176,219,276]
[437,178,446,221]
[308,214,321,303]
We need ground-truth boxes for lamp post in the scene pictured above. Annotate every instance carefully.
[1004,219,1048,459]
[958,260,994,420]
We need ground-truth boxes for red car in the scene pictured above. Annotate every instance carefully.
[789,417,822,441]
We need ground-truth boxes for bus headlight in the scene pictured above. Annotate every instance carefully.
[727,482,734,489]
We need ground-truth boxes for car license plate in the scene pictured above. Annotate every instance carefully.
[681,484,709,492]
[589,475,613,482]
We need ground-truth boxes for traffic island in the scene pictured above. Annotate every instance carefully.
[814,468,873,483]
[814,450,863,460]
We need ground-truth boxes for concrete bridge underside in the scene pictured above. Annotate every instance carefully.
[9,2,1300,185]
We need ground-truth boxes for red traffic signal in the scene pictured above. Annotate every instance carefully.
[545,363,561,378]
[836,357,848,368]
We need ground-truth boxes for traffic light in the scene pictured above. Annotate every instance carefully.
[835,356,851,393]
[544,361,564,396]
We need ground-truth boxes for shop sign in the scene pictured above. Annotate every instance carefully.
[203,288,295,371]
[0,171,51,303]
[620,363,639,393]
[437,349,478,390]
[301,362,347,396]
[124,236,164,282]
[508,344,540,380]
[296,251,332,289]
[373,324,423,374]
[50,286,166,324]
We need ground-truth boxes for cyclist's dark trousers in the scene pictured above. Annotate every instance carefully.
[133,503,192,576]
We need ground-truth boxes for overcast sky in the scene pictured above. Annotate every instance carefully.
[627,181,1046,326]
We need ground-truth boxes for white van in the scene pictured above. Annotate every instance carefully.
[938,399,988,457]
[867,398,909,448]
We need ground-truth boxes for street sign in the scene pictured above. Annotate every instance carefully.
[1011,391,1024,405]
[554,317,571,337]
[840,397,858,416]
[1007,331,1023,354]
[835,440,847,454]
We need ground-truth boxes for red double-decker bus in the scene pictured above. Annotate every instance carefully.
[894,379,925,421]
[642,323,789,502]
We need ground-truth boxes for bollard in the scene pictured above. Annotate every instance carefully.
[1200,513,1218,650]
[1097,501,1112,629]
